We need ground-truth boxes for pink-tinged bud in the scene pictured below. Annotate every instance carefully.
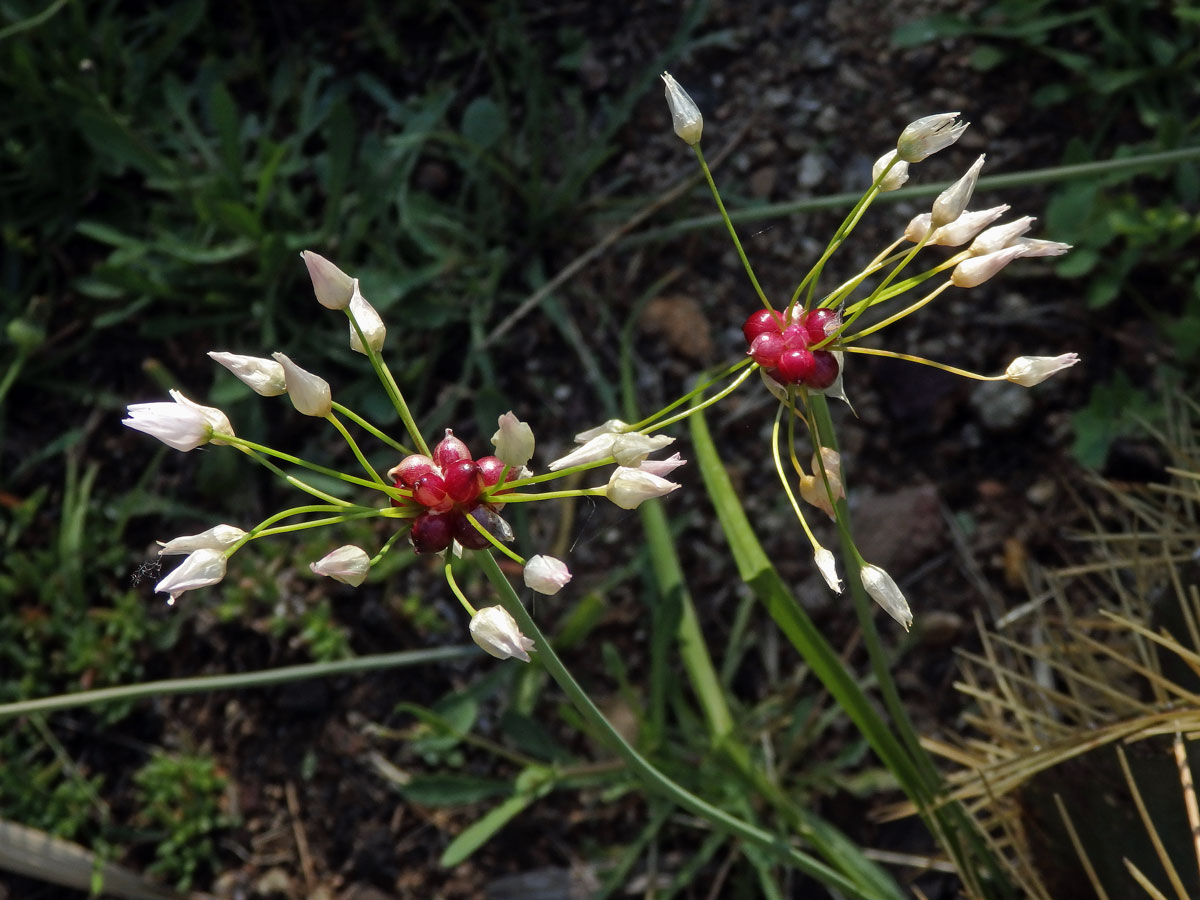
[310,545,370,586]
[575,419,629,442]
[1004,353,1080,386]
[272,353,332,417]
[930,155,985,229]
[158,524,246,556]
[814,548,841,593]
[661,71,703,146]
[904,212,933,243]
[122,390,233,452]
[523,555,572,595]
[388,454,438,488]
[548,433,619,471]
[155,548,227,605]
[207,351,287,397]
[896,112,968,163]
[432,429,472,469]
[605,467,680,509]
[1014,237,1072,258]
[951,245,1024,288]
[860,564,912,631]
[928,205,1010,247]
[469,606,535,662]
[969,216,1036,256]
[348,281,386,354]
[301,250,355,310]
[872,150,909,192]
[491,411,535,468]
[637,452,687,478]
[612,433,675,467]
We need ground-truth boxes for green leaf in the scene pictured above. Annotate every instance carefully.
[398,773,511,806]
[461,96,506,149]
[889,14,970,48]
[209,80,241,178]
[1071,372,1147,467]
[438,790,535,867]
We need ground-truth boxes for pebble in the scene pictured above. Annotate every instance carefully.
[970,380,1033,431]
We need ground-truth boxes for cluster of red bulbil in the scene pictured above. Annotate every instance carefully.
[742,307,841,388]
[391,430,515,554]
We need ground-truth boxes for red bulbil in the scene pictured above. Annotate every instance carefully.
[804,308,840,345]
[432,429,472,469]
[476,455,508,488]
[391,453,437,489]
[749,331,784,368]
[410,512,453,553]
[781,323,808,349]
[444,459,483,504]
[806,350,840,389]
[777,348,815,384]
[413,472,450,511]
[742,308,784,344]
[452,508,491,550]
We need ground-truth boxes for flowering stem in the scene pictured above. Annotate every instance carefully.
[643,363,757,433]
[222,435,401,500]
[444,562,477,616]
[839,280,952,342]
[331,401,411,455]
[230,446,352,506]
[370,526,408,566]
[352,323,430,457]
[694,145,772,311]
[493,488,606,503]
[326,412,387,486]
[476,551,888,899]
[787,180,884,313]
[626,357,754,434]
[841,346,1008,380]
[464,515,526,566]
[770,405,820,551]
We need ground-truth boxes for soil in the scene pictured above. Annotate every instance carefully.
[4,1,1161,899]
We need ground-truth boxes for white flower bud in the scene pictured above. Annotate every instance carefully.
[122,390,233,451]
[605,467,680,509]
[904,212,933,243]
[155,548,227,605]
[272,352,332,417]
[930,155,986,229]
[611,433,675,467]
[860,564,912,631]
[969,216,1036,256]
[470,606,535,662]
[158,524,246,556]
[814,548,842,593]
[348,281,386,354]
[310,545,371,586]
[523,555,572,595]
[872,150,910,192]
[575,419,629,442]
[951,245,1024,288]
[798,447,844,519]
[547,433,618,471]
[301,250,355,310]
[491,411,535,468]
[208,351,287,396]
[1004,353,1080,386]
[661,72,703,145]
[896,113,968,163]
[1014,237,1072,258]
[928,205,1010,247]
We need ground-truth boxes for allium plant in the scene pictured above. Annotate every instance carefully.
[117,73,1080,899]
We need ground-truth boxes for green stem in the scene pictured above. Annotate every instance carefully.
[332,401,411,455]
[326,412,387,486]
[0,647,477,719]
[694,145,772,310]
[223,435,399,498]
[347,310,430,457]
[233,446,352,506]
[476,551,887,900]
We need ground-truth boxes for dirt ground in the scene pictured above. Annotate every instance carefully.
[8,1,1149,897]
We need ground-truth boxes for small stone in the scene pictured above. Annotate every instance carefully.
[970,380,1033,431]
[1026,479,1056,506]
